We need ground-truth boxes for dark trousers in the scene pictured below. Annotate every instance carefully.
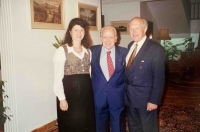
[126,106,158,132]
[95,103,125,132]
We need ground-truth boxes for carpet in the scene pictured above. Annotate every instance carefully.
[158,79,200,132]
[159,104,200,132]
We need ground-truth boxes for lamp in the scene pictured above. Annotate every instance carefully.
[157,29,171,45]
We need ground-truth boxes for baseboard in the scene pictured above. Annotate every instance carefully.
[32,119,57,132]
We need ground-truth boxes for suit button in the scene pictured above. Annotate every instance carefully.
[135,77,137,79]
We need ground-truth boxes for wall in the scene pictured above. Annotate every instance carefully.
[140,2,160,42]
[0,0,101,131]
[102,2,200,50]
[102,2,140,47]
[190,20,200,48]
[102,1,163,48]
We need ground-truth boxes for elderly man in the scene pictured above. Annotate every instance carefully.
[125,17,165,132]
[90,26,127,132]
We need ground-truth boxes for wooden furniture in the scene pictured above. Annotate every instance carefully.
[168,49,200,79]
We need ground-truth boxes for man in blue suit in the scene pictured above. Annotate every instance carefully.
[90,26,127,132]
[125,17,165,132]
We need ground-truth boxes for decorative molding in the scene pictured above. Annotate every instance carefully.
[0,0,18,131]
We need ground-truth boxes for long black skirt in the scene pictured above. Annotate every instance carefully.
[57,74,96,132]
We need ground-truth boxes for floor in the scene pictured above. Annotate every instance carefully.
[158,73,200,131]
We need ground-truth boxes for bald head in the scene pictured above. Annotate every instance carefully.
[100,26,117,50]
[100,26,117,37]
[129,17,148,31]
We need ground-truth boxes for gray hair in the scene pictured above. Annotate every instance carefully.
[100,26,117,37]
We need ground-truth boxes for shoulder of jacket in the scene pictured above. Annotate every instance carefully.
[90,44,102,50]
[116,46,127,51]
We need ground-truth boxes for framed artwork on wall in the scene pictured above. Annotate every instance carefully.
[30,0,64,30]
[78,2,98,31]
[111,20,129,34]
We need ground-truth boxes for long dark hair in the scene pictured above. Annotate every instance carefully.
[62,18,91,48]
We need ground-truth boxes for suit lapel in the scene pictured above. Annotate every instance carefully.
[95,45,104,73]
[94,45,108,81]
[133,38,149,64]
[126,38,149,76]
[114,46,121,72]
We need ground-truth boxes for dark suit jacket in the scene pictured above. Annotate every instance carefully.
[90,45,127,109]
[125,38,165,108]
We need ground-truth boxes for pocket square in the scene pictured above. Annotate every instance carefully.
[141,60,145,62]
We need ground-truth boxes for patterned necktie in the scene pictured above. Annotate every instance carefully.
[107,51,114,78]
[126,44,138,70]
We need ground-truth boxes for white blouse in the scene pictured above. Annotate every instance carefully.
[53,44,91,101]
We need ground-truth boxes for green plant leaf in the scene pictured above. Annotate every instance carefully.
[0,80,12,124]
[52,35,63,49]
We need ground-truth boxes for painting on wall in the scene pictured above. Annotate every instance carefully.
[78,2,98,30]
[111,20,129,34]
[30,0,64,29]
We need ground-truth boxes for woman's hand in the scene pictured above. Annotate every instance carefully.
[60,99,68,111]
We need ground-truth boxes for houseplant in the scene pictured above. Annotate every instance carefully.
[0,81,12,126]
[52,36,62,49]
[162,40,185,62]
[162,37,194,62]
[161,40,186,76]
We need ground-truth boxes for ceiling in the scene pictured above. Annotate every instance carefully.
[101,0,200,36]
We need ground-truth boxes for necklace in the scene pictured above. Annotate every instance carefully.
[73,47,82,53]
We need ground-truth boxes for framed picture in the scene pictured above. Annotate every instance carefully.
[111,20,129,34]
[30,0,64,30]
[78,2,98,30]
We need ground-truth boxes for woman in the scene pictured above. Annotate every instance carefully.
[53,18,95,132]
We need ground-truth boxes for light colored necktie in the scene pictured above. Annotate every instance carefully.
[107,51,114,78]
[126,44,138,70]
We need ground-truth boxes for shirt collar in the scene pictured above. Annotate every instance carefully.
[102,45,115,53]
[135,35,147,46]
[67,44,88,54]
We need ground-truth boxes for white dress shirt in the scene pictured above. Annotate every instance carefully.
[53,44,91,101]
[126,36,147,65]
[100,46,116,81]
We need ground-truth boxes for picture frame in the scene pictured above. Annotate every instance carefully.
[30,0,64,30]
[78,2,98,31]
[111,20,129,34]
